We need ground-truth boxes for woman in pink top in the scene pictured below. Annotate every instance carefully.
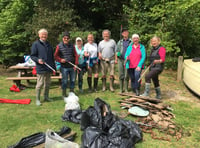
[141,36,166,99]
[125,34,146,96]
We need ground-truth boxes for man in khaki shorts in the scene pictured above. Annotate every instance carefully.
[98,29,117,92]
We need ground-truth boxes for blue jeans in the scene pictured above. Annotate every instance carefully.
[128,68,141,90]
[75,64,84,89]
[61,67,75,90]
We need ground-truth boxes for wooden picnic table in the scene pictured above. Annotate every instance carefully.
[6,65,62,87]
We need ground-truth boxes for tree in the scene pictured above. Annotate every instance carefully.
[124,0,200,69]
[0,0,35,65]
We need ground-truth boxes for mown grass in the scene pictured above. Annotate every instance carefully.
[0,69,200,148]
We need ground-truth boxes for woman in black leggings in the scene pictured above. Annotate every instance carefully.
[141,36,166,99]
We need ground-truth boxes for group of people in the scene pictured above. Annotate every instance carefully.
[31,28,166,106]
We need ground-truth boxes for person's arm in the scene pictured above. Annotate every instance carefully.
[30,42,39,63]
[138,44,146,68]
[158,47,166,62]
[114,40,118,63]
[74,46,79,65]
[54,45,65,63]
[98,43,102,60]
[154,46,166,64]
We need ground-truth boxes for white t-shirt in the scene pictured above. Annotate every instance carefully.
[84,42,98,63]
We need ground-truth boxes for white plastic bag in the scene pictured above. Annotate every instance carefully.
[45,129,79,148]
[64,92,80,110]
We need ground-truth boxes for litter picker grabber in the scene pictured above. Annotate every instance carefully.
[65,59,82,71]
[44,62,56,73]
[138,63,153,82]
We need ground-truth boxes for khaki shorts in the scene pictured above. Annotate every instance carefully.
[87,63,99,75]
[101,60,115,76]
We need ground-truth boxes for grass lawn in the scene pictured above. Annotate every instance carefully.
[0,68,200,148]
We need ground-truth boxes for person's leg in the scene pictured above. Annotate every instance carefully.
[69,68,75,92]
[118,59,125,93]
[101,61,107,91]
[87,65,92,92]
[93,64,99,92]
[134,69,141,96]
[35,74,44,106]
[44,72,52,101]
[140,70,155,97]
[61,67,68,97]
[109,62,115,92]
[152,70,162,99]
[128,68,135,92]
[124,68,129,92]
[78,68,83,93]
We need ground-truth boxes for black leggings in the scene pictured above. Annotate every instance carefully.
[145,69,161,88]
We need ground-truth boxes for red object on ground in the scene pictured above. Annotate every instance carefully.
[32,66,37,75]
[0,98,31,104]
[9,84,20,92]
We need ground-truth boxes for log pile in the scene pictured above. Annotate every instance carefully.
[119,93,188,141]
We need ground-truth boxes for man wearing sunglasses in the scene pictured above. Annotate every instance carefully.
[54,31,78,98]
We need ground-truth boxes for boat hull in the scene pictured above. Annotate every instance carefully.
[183,59,200,96]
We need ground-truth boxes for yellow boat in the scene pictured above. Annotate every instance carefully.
[182,59,200,96]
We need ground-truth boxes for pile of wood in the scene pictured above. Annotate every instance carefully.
[119,93,186,141]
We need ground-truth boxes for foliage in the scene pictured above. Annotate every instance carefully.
[124,0,200,64]
[0,0,35,66]
[25,0,79,48]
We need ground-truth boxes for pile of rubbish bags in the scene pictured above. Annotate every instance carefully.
[62,98,143,148]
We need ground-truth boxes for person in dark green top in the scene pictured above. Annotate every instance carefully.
[116,28,132,93]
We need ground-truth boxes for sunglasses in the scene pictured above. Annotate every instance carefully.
[63,37,70,40]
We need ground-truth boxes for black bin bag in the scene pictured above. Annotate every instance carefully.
[81,98,143,148]
[8,126,71,148]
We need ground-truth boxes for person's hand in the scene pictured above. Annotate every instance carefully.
[52,71,56,75]
[153,59,161,64]
[38,59,44,64]
[115,59,118,64]
[61,59,66,63]
[136,66,141,71]
[127,56,130,60]
[73,67,76,71]
[99,54,102,60]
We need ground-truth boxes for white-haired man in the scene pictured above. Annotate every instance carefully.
[31,28,56,106]
[98,29,117,92]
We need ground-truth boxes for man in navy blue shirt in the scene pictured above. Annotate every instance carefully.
[31,28,56,106]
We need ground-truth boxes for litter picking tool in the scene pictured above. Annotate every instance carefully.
[138,63,152,82]
[66,60,82,71]
[44,62,56,73]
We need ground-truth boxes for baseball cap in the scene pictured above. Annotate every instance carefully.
[76,37,82,42]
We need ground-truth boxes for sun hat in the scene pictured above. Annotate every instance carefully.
[76,37,82,42]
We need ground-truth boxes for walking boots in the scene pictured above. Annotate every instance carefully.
[141,83,151,97]
[44,87,52,102]
[110,77,115,92]
[87,77,92,92]
[102,78,106,91]
[119,79,124,93]
[124,80,129,93]
[155,87,161,99]
[62,89,67,98]
[36,88,41,106]
[93,77,98,92]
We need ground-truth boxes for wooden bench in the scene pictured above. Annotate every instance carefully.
[6,76,62,81]
[6,76,62,87]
